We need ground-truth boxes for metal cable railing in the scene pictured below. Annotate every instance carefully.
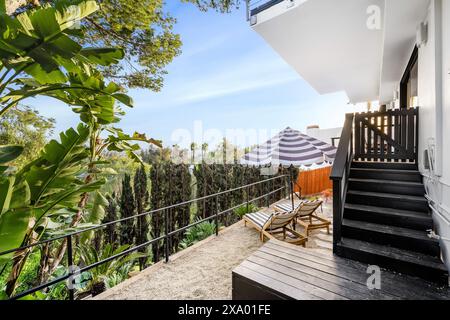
[247,0,286,20]
[1,174,293,300]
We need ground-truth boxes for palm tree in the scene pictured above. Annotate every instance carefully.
[160,148,172,162]
[201,143,208,162]
[190,142,197,164]
[222,138,227,164]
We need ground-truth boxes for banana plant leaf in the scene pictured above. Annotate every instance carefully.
[3,72,133,125]
[0,124,105,267]
[0,145,24,164]
[0,0,123,85]
[79,191,108,244]
[0,207,33,265]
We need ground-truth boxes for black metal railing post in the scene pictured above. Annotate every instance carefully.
[246,186,250,213]
[332,180,342,253]
[330,113,355,253]
[164,209,169,263]
[67,235,74,301]
[289,173,294,211]
[215,195,219,236]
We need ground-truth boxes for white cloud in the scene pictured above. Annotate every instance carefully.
[173,50,301,103]
[179,73,299,103]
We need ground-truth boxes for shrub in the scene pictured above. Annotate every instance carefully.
[233,204,259,220]
[179,219,216,250]
[77,243,145,296]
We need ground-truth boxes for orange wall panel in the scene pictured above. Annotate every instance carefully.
[294,167,333,196]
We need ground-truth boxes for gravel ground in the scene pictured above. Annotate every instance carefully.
[95,197,333,300]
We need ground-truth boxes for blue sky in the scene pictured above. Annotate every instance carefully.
[31,3,366,149]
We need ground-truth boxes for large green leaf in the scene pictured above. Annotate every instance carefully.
[80,191,108,244]
[0,124,104,266]
[20,124,91,204]
[0,207,32,266]
[80,48,125,66]
[0,145,24,164]
[0,0,121,86]
[54,0,99,31]
[4,72,133,125]
[0,176,14,215]
[28,6,61,41]
[34,179,105,222]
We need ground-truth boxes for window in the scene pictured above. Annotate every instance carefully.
[400,46,419,109]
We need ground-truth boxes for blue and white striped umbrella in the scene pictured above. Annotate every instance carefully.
[240,127,337,168]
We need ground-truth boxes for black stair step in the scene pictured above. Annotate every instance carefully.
[336,238,448,285]
[346,190,429,212]
[348,178,425,196]
[344,203,433,231]
[342,219,440,256]
[350,168,422,182]
[352,161,418,171]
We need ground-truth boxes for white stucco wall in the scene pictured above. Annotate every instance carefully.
[417,0,450,270]
[417,2,437,169]
[306,127,342,147]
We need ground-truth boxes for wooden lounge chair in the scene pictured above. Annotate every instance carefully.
[274,202,301,213]
[275,200,331,236]
[297,200,330,236]
[243,211,307,246]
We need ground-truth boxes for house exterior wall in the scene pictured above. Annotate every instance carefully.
[415,0,450,270]
[306,127,342,147]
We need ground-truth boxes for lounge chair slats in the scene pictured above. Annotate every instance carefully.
[244,210,307,246]
[245,211,273,228]
[274,203,297,212]
[296,200,322,217]
[268,213,297,230]
[275,199,331,236]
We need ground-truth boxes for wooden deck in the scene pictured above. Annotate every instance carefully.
[232,240,450,300]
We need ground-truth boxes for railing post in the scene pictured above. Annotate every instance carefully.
[67,235,74,301]
[246,186,250,213]
[215,195,219,236]
[164,209,169,263]
[246,0,250,21]
[289,173,294,211]
[332,179,342,253]
[415,108,419,164]
[266,179,269,208]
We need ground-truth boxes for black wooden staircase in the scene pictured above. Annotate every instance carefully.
[331,108,449,285]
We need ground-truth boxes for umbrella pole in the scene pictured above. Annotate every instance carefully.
[289,173,294,211]
[288,170,296,231]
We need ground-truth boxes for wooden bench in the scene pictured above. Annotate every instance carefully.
[232,239,450,300]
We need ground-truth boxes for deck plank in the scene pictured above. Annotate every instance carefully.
[232,265,320,300]
[232,240,450,300]
[263,241,450,300]
[249,252,397,300]
[240,260,348,300]
[266,240,450,299]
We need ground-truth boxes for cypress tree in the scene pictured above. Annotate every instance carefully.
[150,163,165,263]
[134,165,149,269]
[119,174,136,246]
[103,193,119,246]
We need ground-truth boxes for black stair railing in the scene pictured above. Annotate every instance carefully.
[330,113,354,252]
[354,108,419,163]
[331,108,420,252]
